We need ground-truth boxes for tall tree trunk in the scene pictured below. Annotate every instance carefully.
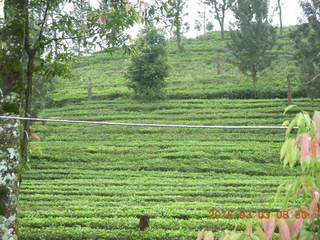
[0,0,27,239]
[278,0,283,34]
[251,64,257,89]
[176,25,183,52]
[203,5,206,35]
[219,21,225,40]
[21,51,35,164]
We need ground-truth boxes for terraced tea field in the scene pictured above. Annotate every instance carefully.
[19,98,319,239]
[50,28,301,104]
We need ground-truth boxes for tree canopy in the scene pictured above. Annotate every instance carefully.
[228,0,276,88]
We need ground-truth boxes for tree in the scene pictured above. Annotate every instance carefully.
[277,0,283,34]
[204,0,233,40]
[163,0,188,52]
[195,1,208,35]
[0,1,27,238]
[228,0,276,88]
[126,25,169,100]
[290,0,320,97]
[71,0,91,56]
[0,1,142,238]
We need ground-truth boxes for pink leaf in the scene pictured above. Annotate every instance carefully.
[196,230,204,240]
[311,140,320,159]
[313,112,320,129]
[308,193,320,223]
[97,16,106,25]
[263,218,276,240]
[300,134,311,163]
[278,220,291,240]
[143,2,150,8]
[313,112,320,142]
[292,219,304,237]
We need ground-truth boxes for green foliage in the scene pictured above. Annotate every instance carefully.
[126,25,169,100]
[290,0,320,97]
[162,0,188,52]
[228,0,277,87]
[203,0,234,40]
[32,53,74,116]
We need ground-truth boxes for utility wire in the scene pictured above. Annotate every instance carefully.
[0,115,295,130]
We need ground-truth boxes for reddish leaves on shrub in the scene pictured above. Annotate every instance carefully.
[308,191,320,223]
[311,140,320,159]
[313,111,320,143]
[292,218,304,237]
[300,134,311,163]
[263,218,276,240]
[278,220,291,240]
[196,230,204,240]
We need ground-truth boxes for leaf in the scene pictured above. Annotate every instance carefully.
[125,3,133,12]
[263,217,276,240]
[31,133,41,142]
[286,117,298,137]
[135,14,142,23]
[196,230,205,240]
[282,120,290,126]
[254,226,266,240]
[97,16,106,25]
[278,219,291,240]
[292,218,304,237]
[308,191,320,223]
[244,223,253,236]
[204,232,214,240]
[283,105,297,115]
[300,134,311,164]
[280,139,291,160]
[311,140,320,160]
[313,111,320,142]
[289,145,300,168]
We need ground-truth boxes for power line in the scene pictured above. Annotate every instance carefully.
[0,115,294,130]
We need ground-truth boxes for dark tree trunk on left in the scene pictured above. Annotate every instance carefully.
[0,0,27,239]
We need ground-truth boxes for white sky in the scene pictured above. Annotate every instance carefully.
[182,0,302,38]
[0,0,303,39]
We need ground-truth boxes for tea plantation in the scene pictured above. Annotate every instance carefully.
[19,30,319,239]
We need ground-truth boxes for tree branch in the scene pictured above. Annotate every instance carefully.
[44,36,80,45]
[37,1,50,44]
[305,73,320,85]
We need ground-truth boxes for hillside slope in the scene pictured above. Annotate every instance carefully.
[18,28,320,240]
[50,28,300,104]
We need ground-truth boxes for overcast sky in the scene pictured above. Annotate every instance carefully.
[183,0,302,38]
[0,0,303,39]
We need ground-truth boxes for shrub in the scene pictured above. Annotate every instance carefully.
[126,25,169,100]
